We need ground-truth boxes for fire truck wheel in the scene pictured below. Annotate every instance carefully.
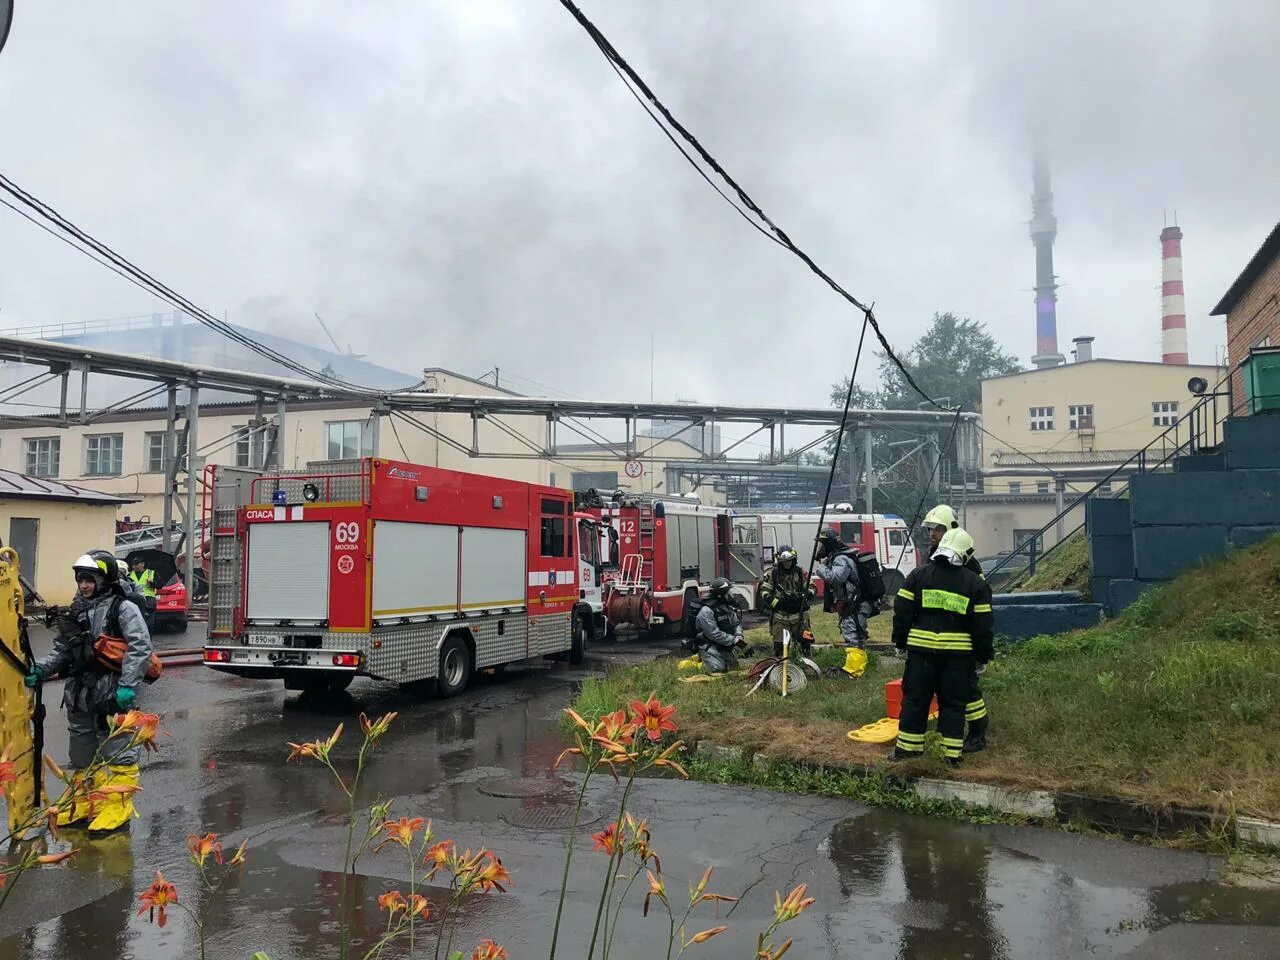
[570,613,589,665]
[437,635,473,698]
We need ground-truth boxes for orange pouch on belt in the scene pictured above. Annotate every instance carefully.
[92,634,163,683]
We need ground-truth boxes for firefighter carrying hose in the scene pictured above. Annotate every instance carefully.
[24,552,153,831]
[890,527,993,765]
[814,528,872,678]
[758,545,816,659]
[692,577,745,674]
[924,505,990,753]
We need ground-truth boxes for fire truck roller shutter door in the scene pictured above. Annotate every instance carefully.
[697,515,716,582]
[460,527,526,615]
[678,515,698,578]
[372,522,458,619]
[246,522,330,623]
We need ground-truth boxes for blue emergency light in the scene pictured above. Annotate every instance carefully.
[272,489,287,506]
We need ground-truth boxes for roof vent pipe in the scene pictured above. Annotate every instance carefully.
[1072,336,1094,363]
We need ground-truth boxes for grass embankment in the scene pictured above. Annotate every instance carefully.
[1006,529,1091,595]
[582,535,1280,819]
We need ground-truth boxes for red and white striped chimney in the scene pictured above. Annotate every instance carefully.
[1160,225,1188,364]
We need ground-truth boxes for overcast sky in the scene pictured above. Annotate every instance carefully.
[1,1,1277,413]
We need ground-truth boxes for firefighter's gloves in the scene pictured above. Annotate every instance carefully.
[24,668,42,688]
[975,662,988,676]
[116,686,137,710]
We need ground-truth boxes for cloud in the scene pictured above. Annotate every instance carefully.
[0,0,1274,425]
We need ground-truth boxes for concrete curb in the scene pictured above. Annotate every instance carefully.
[689,738,1280,847]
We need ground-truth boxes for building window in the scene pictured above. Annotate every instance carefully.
[1152,401,1179,427]
[572,470,620,492]
[326,420,375,460]
[1013,529,1045,554]
[1258,335,1273,349]
[24,437,60,478]
[1008,481,1022,495]
[233,426,253,468]
[1098,480,1112,493]
[1036,480,1050,494]
[145,432,189,473]
[1068,404,1094,430]
[85,434,124,476]
[1029,406,1055,431]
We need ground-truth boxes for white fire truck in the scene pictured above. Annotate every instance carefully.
[729,507,921,608]
[201,459,605,695]
[575,492,744,638]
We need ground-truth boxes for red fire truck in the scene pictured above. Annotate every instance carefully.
[576,493,743,638]
[201,459,604,695]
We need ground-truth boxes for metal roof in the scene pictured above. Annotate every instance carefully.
[1210,221,1280,316]
[0,469,137,505]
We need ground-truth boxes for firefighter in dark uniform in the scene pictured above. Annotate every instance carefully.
[757,546,816,658]
[924,506,990,753]
[890,527,993,765]
[692,577,745,673]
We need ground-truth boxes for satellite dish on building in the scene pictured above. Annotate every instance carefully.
[0,2,13,57]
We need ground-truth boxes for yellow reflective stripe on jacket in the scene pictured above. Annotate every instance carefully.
[897,588,915,601]
[973,603,992,613]
[906,628,973,652]
[920,589,971,615]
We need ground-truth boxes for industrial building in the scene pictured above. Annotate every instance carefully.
[1211,221,1280,411]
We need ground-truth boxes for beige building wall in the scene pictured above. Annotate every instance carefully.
[963,498,1085,558]
[980,358,1223,493]
[551,436,728,506]
[0,499,122,604]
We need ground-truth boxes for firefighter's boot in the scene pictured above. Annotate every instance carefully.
[55,773,95,829]
[841,647,868,679]
[963,718,988,754]
[87,764,139,833]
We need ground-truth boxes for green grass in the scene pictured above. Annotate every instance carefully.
[1007,529,1091,595]
[579,534,1280,819]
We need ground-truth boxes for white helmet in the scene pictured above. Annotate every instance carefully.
[934,528,974,566]
[923,504,958,530]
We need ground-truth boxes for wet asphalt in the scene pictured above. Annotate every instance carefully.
[2,625,1280,959]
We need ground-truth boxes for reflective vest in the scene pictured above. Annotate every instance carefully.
[129,567,157,599]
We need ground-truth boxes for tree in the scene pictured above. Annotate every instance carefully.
[832,312,1021,413]
[828,313,1021,520]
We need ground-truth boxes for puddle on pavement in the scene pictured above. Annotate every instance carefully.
[5,661,1280,959]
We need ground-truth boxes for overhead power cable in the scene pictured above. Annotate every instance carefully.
[557,0,942,409]
[0,173,381,397]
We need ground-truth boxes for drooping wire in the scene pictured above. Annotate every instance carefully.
[557,0,943,409]
[0,173,381,396]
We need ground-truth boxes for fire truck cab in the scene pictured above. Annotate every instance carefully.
[202,459,602,696]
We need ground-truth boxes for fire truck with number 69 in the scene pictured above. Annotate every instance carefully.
[201,458,606,696]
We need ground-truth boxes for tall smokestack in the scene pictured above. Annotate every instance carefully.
[1160,224,1189,364]
[1029,155,1064,368]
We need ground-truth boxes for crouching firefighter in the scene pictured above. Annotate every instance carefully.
[890,528,993,765]
[758,546,816,659]
[692,578,745,674]
[814,529,881,678]
[25,553,156,831]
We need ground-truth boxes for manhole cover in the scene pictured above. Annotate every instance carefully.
[503,803,600,830]
[478,777,573,799]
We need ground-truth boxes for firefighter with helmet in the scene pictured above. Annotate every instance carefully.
[814,528,872,678]
[890,527,994,765]
[24,552,154,832]
[923,507,990,752]
[757,545,816,658]
[693,577,745,673]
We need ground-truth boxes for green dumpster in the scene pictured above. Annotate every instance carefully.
[1241,346,1280,414]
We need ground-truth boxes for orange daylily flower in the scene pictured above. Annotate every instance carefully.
[376,817,426,852]
[651,740,690,779]
[688,925,728,944]
[563,707,596,735]
[0,754,15,789]
[137,870,179,928]
[471,939,509,960]
[187,833,224,867]
[34,850,77,865]
[591,822,619,856]
[474,852,511,893]
[359,711,398,742]
[378,890,408,914]
[630,694,678,742]
[286,723,344,764]
[111,711,163,753]
[774,883,816,922]
[424,840,455,878]
[408,893,430,919]
[598,708,636,746]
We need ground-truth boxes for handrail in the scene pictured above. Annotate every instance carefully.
[986,368,1236,579]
